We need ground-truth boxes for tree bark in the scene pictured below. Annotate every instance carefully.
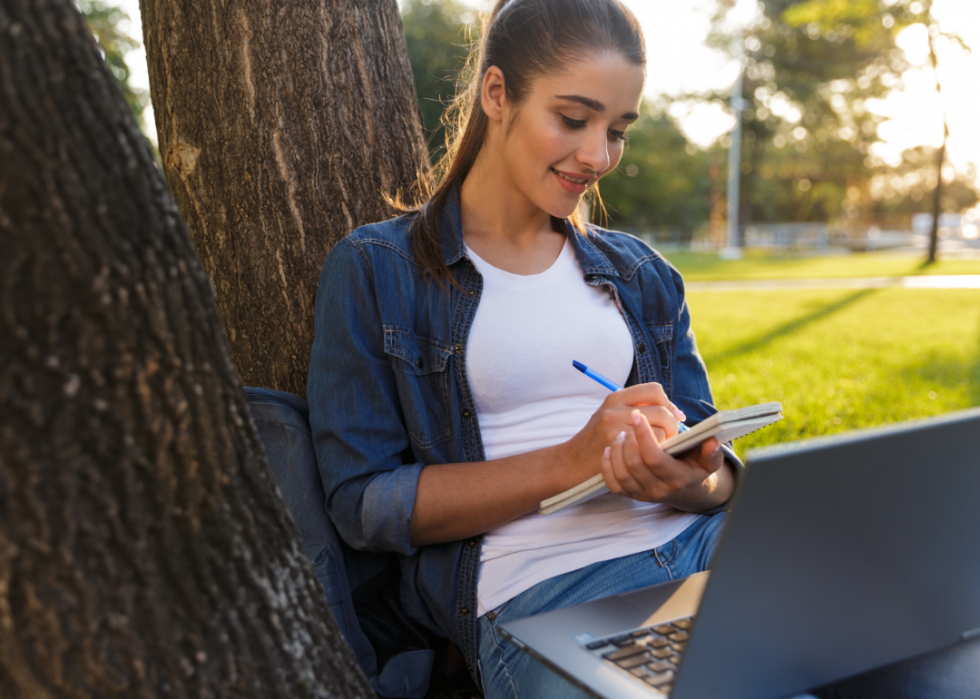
[141,0,428,397]
[0,1,374,697]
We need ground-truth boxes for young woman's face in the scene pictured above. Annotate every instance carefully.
[497,51,645,219]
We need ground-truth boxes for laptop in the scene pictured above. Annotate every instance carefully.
[499,407,980,699]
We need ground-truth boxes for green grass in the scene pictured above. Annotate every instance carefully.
[427,256,979,699]
[688,287,980,455]
[662,250,980,282]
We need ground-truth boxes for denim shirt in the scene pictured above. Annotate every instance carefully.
[307,193,742,684]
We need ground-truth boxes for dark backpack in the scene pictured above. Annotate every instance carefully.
[245,387,436,699]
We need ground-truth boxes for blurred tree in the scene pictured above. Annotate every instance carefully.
[782,0,973,259]
[401,0,475,160]
[872,146,978,220]
[600,103,726,236]
[710,0,914,230]
[76,0,148,129]
[914,0,972,262]
[709,0,978,243]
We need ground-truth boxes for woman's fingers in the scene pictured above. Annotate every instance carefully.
[603,430,644,497]
[607,383,686,422]
[612,415,728,500]
[611,431,641,494]
[689,437,724,475]
[635,405,676,442]
[598,411,734,511]
[601,433,628,496]
[620,425,662,493]
[631,409,668,464]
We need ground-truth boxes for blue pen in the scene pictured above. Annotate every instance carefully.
[571,360,622,392]
[572,360,689,432]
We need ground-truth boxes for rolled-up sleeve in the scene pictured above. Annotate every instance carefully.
[662,263,746,500]
[307,238,422,556]
[662,263,716,425]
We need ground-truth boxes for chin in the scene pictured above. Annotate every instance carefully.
[544,194,584,220]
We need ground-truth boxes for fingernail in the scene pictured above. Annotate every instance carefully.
[615,431,627,442]
[674,408,687,422]
[631,409,642,425]
[603,446,611,460]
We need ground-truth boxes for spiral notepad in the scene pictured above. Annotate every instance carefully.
[539,402,783,515]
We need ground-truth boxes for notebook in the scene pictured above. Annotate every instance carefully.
[540,402,783,515]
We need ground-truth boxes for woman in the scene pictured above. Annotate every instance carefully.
[307,1,977,697]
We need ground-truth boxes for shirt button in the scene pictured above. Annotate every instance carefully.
[454,343,462,354]
[467,290,475,296]
[487,611,497,621]
[638,343,647,354]
[468,539,477,548]
[461,606,470,616]
[462,409,472,419]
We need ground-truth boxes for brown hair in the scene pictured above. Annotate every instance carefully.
[396,0,646,288]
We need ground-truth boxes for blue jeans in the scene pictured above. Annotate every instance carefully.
[478,513,728,699]
[477,512,980,699]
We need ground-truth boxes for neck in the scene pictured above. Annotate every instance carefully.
[459,146,556,249]
[457,146,569,275]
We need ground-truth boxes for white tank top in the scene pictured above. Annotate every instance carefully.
[465,239,699,616]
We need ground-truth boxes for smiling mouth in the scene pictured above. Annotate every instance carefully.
[551,168,592,186]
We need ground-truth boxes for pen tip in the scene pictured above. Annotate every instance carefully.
[572,360,586,372]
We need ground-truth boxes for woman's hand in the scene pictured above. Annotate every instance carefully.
[560,383,686,485]
[600,409,733,513]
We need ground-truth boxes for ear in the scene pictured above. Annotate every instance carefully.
[480,65,507,123]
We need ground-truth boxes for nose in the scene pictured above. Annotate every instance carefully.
[576,126,611,175]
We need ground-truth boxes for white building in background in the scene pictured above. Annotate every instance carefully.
[912,212,980,241]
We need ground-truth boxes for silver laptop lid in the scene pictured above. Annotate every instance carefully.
[672,406,980,699]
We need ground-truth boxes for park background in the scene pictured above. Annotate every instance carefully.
[81,0,980,455]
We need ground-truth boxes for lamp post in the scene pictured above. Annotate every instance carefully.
[721,31,745,260]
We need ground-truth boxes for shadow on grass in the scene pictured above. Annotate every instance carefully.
[876,346,980,425]
[702,288,881,367]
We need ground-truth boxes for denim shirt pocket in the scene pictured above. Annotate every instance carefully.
[384,326,454,450]
[649,324,674,397]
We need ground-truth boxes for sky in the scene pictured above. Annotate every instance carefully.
[114,0,979,182]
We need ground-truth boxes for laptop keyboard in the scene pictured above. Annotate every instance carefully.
[582,617,694,695]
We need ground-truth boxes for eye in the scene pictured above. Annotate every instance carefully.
[559,113,586,129]
[609,129,629,142]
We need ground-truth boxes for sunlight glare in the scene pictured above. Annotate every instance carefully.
[896,23,930,67]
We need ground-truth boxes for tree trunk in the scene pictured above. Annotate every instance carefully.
[927,140,946,264]
[139,0,428,398]
[926,27,947,266]
[0,1,374,697]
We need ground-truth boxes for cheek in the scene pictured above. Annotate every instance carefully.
[522,120,575,168]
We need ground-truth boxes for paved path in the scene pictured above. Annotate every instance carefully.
[686,275,980,292]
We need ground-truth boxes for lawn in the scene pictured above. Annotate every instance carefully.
[663,249,980,282]
[427,255,980,699]
[687,287,980,456]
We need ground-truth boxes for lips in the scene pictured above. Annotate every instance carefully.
[551,168,593,194]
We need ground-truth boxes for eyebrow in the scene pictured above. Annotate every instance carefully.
[555,94,639,121]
